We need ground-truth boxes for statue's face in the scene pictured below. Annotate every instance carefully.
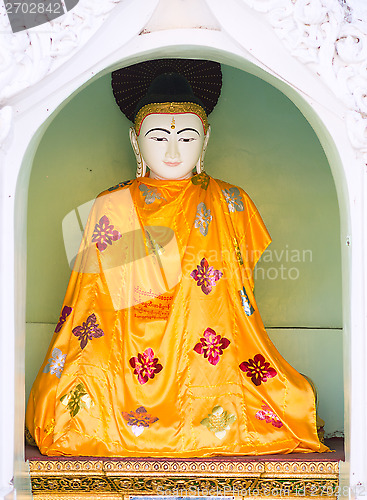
[137,113,206,180]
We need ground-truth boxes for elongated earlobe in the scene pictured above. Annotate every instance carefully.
[196,125,211,175]
[129,127,147,178]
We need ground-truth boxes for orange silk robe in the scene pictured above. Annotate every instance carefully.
[26,172,328,456]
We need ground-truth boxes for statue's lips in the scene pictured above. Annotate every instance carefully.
[164,161,182,167]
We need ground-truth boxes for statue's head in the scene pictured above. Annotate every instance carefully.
[130,74,210,180]
[112,60,222,179]
[132,109,209,180]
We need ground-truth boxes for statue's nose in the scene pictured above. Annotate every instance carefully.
[165,136,180,159]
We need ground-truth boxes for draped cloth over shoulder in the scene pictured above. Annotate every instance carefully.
[26,173,328,457]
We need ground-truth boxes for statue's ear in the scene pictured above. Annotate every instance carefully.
[129,127,139,157]
[203,125,211,153]
[195,125,211,174]
[129,127,147,178]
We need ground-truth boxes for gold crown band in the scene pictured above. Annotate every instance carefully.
[134,102,209,136]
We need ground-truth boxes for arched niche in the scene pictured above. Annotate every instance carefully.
[25,62,343,442]
[3,3,362,497]
[15,48,348,491]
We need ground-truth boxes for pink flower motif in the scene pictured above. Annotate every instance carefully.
[239,353,277,386]
[72,313,105,350]
[194,327,230,365]
[55,306,72,333]
[272,418,284,428]
[92,215,121,252]
[255,403,283,428]
[190,257,223,295]
[129,348,163,385]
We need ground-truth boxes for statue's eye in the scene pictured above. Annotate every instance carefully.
[178,137,196,143]
[150,136,168,142]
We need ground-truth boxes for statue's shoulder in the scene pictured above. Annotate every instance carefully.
[213,177,250,199]
[97,179,135,198]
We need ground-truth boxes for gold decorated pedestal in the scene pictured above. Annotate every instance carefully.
[27,440,342,500]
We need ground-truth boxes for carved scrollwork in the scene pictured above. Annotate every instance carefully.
[294,0,331,26]
[335,27,367,64]
[28,453,340,497]
[29,473,339,497]
[346,110,367,158]
[0,0,124,103]
[235,0,367,157]
[29,457,339,477]
[32,475,114,493]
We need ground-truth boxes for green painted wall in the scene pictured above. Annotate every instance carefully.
[26,64,343,434]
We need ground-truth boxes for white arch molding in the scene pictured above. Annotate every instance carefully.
[0,0,366,497]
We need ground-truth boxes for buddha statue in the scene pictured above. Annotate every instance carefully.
[26,60,328,457]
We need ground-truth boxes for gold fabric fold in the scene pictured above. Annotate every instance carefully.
[26,173,328,457]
